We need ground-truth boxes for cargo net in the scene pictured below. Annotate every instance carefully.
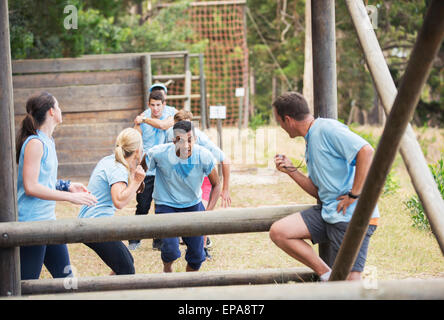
[153,1,248,126]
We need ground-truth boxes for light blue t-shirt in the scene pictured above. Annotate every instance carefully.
[78,154,128,219]
[305,118,379,224]
[165,127,225,163]
[140,105,177,176]
[17,130,58,222]
[148,143,215,208]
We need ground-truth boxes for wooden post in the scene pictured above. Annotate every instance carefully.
[217,118,223,176]
[311,0,337,119]
[0,0,21,297]
[141,54,152,109]
[311,0,338,267]
[184,53,192,111]
[198,54,208,130]
[344,0,444,255]
[330,0,444,281]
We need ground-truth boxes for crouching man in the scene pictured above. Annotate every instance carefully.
[148,121,221,272]
[269,92,378,281]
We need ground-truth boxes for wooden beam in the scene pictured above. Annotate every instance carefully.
[311,0,338,119]
[0,205,314,247]
[141,54,152,109]
[199,54,208,130]
[21,267,315,295]
[330,0,444,281]
[157,0,247,8]
[343,0,444,255]
[184,53,192,111]
[0,0,21,297]
[11,279,444,300]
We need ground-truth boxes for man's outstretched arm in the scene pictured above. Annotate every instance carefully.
[275,155,319,201]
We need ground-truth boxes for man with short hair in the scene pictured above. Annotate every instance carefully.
[128,87,177,251]
[269,91,378,281]
[148,121,221,272]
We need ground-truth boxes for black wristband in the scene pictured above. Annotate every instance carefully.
[348,191,360,199]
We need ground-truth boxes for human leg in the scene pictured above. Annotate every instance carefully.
[269,206,331,277]
[44,244,73,278]
[327,223,377,281]
[85,241,135,275]
[19,245,46,280]
[129,175,155,249]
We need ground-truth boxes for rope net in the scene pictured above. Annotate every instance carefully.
[154,1,249,126]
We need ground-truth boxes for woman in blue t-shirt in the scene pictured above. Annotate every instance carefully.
[78,128,145,275]
[16,92,98,280]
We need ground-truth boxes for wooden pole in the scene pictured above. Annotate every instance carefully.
[184,53,192,111]
[0,0,21,297]
[14,279,444,300]
[217,118,223,176]
[21,267,315,295]
[330,0,444,281]
[311,0,337,119]
[141,54,152,109]
[0,205,314,247]
[198,54,208,130]
[311,0,338,267]
[344,0,444,255]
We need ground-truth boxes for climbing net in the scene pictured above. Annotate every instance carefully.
[156,1,249,126]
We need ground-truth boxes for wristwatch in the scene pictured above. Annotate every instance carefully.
[347,191,360,199]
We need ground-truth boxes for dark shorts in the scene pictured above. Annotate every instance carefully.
[155,202,206,270]
[300,205,377,272]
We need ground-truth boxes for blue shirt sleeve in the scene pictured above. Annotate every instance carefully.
[147,148,158,172]
[107,163,129,186]
[196,130,225,163]
[199,147,216,176]
[323,124,369,165]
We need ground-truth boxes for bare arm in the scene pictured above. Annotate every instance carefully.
[220,158,231,207]
[336,144,374,214]
[275,155,319,201]
[22,139,97,206]
[134,115,174,131]
[206,167,222,211]
[110,165,145,210]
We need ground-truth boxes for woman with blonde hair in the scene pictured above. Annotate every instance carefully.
[16,92,98,280]
[78,128,146,275]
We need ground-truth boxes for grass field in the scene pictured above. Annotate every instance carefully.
[40,125,444,281]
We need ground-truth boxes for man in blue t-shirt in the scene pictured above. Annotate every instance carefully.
[148,121,221,272]
[269,92,378,282]
[128,86,177,250]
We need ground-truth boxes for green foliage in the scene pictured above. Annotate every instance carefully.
[405,158,444,231]
[9,0,206,59]
[248,113,267,132]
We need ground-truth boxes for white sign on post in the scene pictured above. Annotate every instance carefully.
[235,87,245,97]
[209,106,226,119]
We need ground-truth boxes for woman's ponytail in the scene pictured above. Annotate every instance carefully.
[114,128,143,184]
[16,92,55,163]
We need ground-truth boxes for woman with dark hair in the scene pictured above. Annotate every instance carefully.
[16,92,97,280]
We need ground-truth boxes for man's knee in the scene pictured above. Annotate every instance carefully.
[269,220,285,245]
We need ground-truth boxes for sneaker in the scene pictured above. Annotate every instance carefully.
[205,237,212,248]
[204,247,212,260]
[152,238,162,250]
[128,241,141,251]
